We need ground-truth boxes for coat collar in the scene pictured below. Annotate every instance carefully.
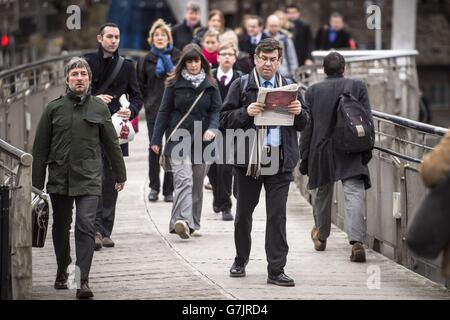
[66,87,92,104]
[174,76,215,91]
[96,45,119,60]
[247,68,284,90]
[326,75,344,79]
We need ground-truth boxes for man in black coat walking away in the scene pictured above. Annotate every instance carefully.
[221,38,308,287]
[84,22,143,251]
[299,52,374,262]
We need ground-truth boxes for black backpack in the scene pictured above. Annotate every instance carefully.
[331,80,375,153]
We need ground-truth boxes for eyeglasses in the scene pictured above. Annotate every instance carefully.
[218,53,235,57]
[256,55,280,64]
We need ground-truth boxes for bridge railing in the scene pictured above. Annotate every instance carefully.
[295,110,449,287]
[0,49,146,153]
[296,50,420,121]
[0,138,33,299]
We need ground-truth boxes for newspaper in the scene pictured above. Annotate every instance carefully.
[254,83,299,126]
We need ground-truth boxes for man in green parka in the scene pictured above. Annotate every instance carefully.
[32,57,126,299]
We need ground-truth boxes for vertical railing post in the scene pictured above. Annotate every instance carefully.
[9,163,32,299]
[0,186,11,300]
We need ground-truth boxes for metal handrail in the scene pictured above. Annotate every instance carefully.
[0,139,33,166]
[0,48,147,80]
[0,50,94,79]
[372,110,448,136]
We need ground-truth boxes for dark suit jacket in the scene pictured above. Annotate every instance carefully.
[220,69,309,173]
[291,19,314,66]
[85,47,143,156]
[172,20,202,50]
[238,33,271,62]
[315,27,353,50]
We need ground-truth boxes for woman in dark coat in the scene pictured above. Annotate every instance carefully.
[150,44,222,239]
[138,19,181,203]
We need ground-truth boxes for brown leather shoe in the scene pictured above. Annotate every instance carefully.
[95,232,102,251]
[102,236,115,248]
[350,242,366,262]
[76,280,94,299]
[311,226,326,251]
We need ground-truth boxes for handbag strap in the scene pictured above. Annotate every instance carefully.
[98,56,125,94]
[166,89,206,143]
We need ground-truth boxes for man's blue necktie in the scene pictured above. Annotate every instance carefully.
[262,80,281,146]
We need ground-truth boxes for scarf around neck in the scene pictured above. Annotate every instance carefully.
[151,43,175,78]
[202,48,218,66]
[181,68,206,88]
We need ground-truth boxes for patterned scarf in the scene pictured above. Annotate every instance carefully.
[181,68,206,88]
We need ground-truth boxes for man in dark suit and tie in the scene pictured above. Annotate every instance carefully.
[238,15,270,66]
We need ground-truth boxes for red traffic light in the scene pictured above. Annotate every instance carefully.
[1,35,9,47]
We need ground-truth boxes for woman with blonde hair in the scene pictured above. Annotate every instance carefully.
[138,19,181,203]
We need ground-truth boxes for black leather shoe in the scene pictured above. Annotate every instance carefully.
[148,189,158,202]
[76,280,94,299]
[229,261,247,278]
[267,273,295,287]
[213,205,220,213]
[222,209,233,221]
[164,194,173,202]
[54,270,68,289]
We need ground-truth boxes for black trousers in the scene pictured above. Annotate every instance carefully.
[147,119,173,196]
[233,167,292,276]
[95,156,118,237]
[208,163,233,211]
[50,194,99,281]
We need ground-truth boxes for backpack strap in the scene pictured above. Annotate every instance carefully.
[344,79,354,94]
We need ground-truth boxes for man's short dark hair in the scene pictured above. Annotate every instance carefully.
[323,52,346,76]
[98,22,119,35]
[286,4,300,11]
[330,12,343,19]
[246,15,264,27]
[255,38,283,59]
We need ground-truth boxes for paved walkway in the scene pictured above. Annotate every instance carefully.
[32,118,450,300]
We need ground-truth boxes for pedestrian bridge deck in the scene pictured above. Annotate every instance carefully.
[32,119,450,300]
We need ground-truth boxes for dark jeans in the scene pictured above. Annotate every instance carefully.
[50,194,99,281]
[233,167,292,276]
[147,120,173,196]
[95,156,118,237]
[208,163,233,211]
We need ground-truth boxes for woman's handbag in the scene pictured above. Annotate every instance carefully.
[406,174,450,259]
[31,191,50,248]
[159,89,206,172]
